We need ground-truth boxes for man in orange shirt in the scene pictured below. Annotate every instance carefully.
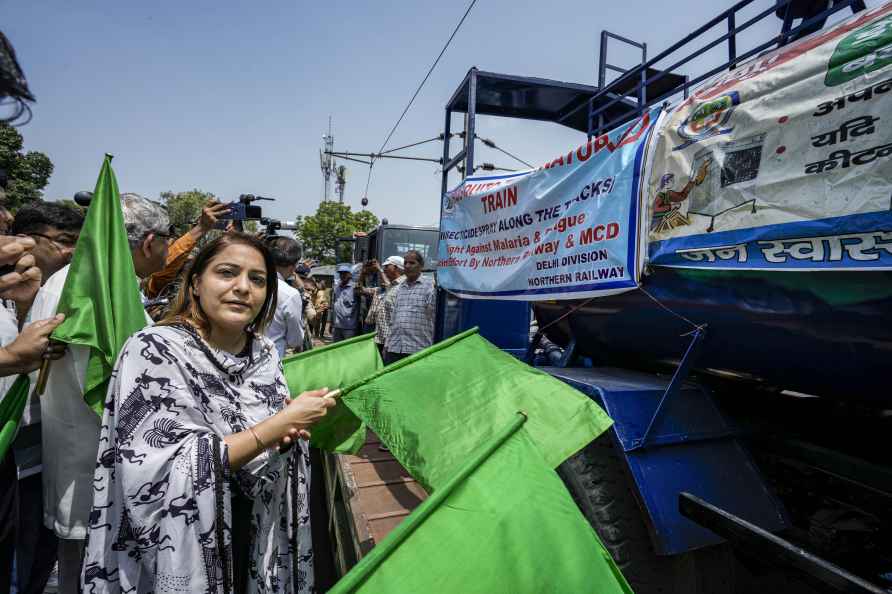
[143,200,230,300]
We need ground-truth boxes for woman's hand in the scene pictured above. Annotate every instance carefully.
[226,388,336,469]
[276,396,313,449]
[258,388,336,450]
[279,388,335,430]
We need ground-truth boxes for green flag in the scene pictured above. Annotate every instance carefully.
[0,375,31,460]
[340,327,614,491]
[326,328,629,591]
[281,332,382,453]
[330,412,632,594]
[51,155,147,415]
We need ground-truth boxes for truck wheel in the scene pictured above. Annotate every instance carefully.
[558,433,735,594]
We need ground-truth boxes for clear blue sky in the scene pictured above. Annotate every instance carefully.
[4,0,873,226]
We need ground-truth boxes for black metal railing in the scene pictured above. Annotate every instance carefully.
[588,0,867,138]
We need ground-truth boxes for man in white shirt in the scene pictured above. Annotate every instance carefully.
[8,201,84,594]
[30,194,168,594]
[265,236,304,358]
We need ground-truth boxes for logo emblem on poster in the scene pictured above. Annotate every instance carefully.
[825,14,892,86]
[442,191,457,216]
[673,91,741,151]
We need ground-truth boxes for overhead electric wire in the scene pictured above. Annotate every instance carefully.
[375,0,478,156]
[330,151,441,164]
[490,144,534,169]
[362,0,478,197]
[336,154,373,165]
[363,161,374,199]
[379,135,447,156]
[475,134,534,169]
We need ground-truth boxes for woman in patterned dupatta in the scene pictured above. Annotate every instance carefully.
[81,233,335,594]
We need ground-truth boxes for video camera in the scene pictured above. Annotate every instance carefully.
[72,192,275,225]
[261,217,299,235]
[219,194,274,222]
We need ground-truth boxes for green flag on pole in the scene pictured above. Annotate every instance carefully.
[331,416,631,594]
[329,343,631,593]
[340,328,614,490]
[51,155,148,416]
[0,375,31,460]
[281,332,382,453]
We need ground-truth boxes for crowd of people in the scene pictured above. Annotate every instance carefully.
[329,250,436,363]
[0,181,437,593]
[0,22,436,594]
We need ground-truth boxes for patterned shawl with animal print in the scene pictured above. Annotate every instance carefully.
[81,324,313,594]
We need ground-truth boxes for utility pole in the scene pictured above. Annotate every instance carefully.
[319,116,335,202]
[335,165,347,204]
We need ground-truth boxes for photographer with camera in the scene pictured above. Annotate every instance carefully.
[143,199,230,301]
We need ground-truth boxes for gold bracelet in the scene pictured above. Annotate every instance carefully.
[248,426,266,451]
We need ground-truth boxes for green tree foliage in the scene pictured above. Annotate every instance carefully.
[57,199,86,215]
[295,202,379,264]
[0,122,54,209]
[160,189,214,234]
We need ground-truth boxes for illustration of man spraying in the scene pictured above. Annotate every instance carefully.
[651,160,710,233]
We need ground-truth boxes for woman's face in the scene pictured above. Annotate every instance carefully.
[193,243,268,336]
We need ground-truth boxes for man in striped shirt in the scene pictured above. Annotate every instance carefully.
[383,250,436,364]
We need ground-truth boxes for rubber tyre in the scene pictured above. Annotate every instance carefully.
[559,433,735,594]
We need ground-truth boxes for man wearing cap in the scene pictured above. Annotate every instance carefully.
[331,263,359,342]
[364,256,404,357]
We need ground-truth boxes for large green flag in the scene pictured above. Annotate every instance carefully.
[325,328,629,592]
[51,155,147,415]
[330,414,632,593]
[0,375,30,460]
[340,327,614,490]
[281,332,382,453]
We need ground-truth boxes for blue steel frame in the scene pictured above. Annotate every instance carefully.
[588,0,867,138]
[436,68,533,354]
[435,0,868,558]
[631,327,705,451]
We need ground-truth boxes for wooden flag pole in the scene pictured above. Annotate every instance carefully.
[35,356,51,395]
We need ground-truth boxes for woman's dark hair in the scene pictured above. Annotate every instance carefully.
[160,233,278,335]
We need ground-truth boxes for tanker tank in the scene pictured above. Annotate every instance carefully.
[535,267,892,403]
[529,6,892,404]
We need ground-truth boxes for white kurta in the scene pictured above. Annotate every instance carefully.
[30,264,95,539]
[31,264,154,539]
[81,324,313,594]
